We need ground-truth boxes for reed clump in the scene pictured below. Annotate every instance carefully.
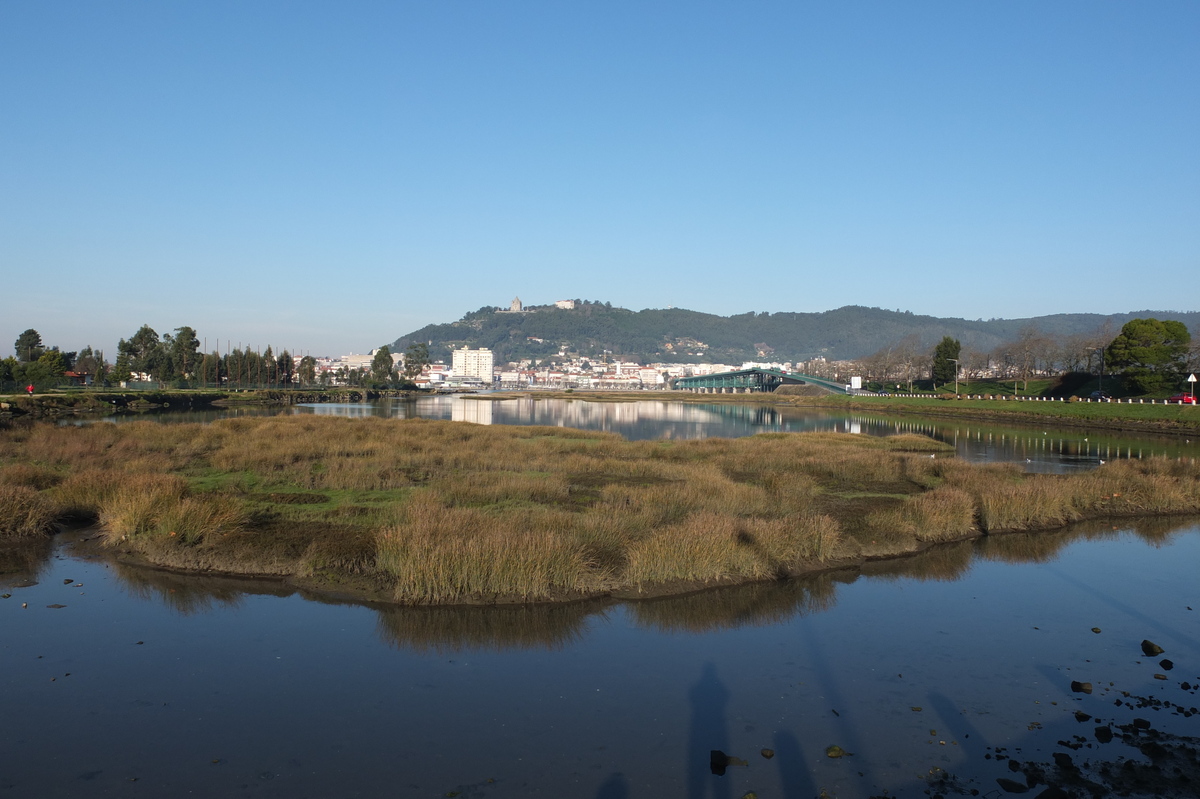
[0,484,58,538]
[2,415,1198,603]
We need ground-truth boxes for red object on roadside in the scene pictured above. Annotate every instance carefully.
[1168,393,1197,404]
[26,384,34,395]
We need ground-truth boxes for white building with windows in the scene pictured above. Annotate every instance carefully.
[452,347,495,382]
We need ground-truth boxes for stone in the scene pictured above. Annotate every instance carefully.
[1141,640,1164,656]
[1094,726,1113,743]
[825,745,848,758]
[1159,659,1174,670]
[759,749,774,759]
[1070,681,1092,694]
[1091,627,1101,633]
[995,777,1029,793]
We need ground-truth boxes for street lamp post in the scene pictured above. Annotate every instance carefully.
[948,358,960,395]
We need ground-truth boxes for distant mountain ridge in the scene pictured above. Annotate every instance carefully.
[390,303,1200,365]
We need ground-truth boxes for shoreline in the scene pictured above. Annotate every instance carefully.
[55,512,1200,609]
[480,389,1200,437]
[0,388,426,419]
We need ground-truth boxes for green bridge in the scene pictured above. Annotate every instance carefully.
[673,368,850,394]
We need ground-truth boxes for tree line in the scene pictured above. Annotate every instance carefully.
[2,325,431,391]
[860,318,1196,395]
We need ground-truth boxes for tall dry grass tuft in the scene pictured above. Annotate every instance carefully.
[0,464,63,490]
[0,485,58,538]
[624,511,840,588]
[868,487,977,542]
[377,494,590,603]
[50,469,126,518]
[99,474,190,539]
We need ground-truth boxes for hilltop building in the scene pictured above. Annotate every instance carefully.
[554,300,575,310]
[510,297,523,312]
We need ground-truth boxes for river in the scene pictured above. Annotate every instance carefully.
[2,519,1198,798]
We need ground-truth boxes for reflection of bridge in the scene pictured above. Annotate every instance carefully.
[674,368,848,394]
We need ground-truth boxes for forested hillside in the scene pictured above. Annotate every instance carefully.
[389,302,1200,365]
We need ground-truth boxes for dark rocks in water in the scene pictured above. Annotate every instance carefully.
[63,578,73,584]
[1051,752,1074,770]
[45,603,67,609]
[995,776,1030,793]
[1141,639,1165,656]
[1034,787,1069,799]
[759,748,774,759]
[1153,673,1168,680]
[824,745,849,758]
[1074,711,1092,722]
[1159,659,1174,670]
[1132,718,1151,730]
[1008,759,1022,772]
[1095,725,1114,743]
[709,750,747,775]
[1070,681,1093,694]
[1091,627,1102,634]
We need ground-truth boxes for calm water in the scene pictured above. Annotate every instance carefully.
[75,395,1198,473]
[296,395,1194,473]
[2,520,1198,798]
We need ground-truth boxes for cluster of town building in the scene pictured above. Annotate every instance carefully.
[314,347,837,391]
[308,298,851,390]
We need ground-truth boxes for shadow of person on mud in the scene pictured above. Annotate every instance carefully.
[594,771,629,799]
[687,661,732,799]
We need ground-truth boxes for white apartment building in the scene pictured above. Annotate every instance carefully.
[452,347,495,382]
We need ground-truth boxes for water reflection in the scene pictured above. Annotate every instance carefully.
[111,562,272,614]
[0,537,52,583]
[629,577,838,634]
[374,601,602,653]
[294,396,1196,473]
[62,514,1200,652]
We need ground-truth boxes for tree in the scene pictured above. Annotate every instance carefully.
[0,356,17,386]
[20,350,66,389]
[75,346,107,384]
[167,326,201,380]
[1105,318,1191,394]
[14,329,44,362]
[371,347,395,384]
[118,325,164,381]
[931,337,961,387]
[298,355,317,386]
[404,342,430,380]
[277,350,295,386]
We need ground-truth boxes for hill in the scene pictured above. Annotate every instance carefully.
[389,302,1200,365]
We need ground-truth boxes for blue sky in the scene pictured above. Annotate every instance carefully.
[3,1,1197,358]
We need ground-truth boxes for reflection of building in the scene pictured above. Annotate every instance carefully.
[452,398,494,425]
[452,347,494,382]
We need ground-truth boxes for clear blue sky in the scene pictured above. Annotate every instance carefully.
[3,1,1197,358]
